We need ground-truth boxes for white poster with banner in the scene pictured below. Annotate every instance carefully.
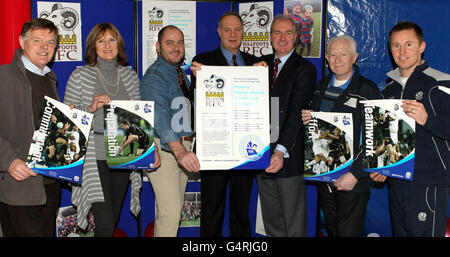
[37,1,82,62]
[195,65,270,170]
[142,0,196,74]
[239,1,273,57]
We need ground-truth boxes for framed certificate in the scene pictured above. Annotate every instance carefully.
[195,66,270,170]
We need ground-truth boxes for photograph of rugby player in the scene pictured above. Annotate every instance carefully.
[304,119,351,177]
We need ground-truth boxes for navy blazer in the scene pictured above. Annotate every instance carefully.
[261,51,316,178]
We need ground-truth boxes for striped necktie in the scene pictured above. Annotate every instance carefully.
[271,58,281,88]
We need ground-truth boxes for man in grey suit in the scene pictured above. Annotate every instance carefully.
[257,15,316,236]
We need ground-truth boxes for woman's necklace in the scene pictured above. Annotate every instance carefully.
[96,67,120,96]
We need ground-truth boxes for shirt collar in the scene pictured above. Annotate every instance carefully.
[274,48,294,69]
[220,45,243,66]
[330,69,354,90]
[21,55,52,76]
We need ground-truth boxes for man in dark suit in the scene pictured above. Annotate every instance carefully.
[257,15,316,236]
[190,11,258,237]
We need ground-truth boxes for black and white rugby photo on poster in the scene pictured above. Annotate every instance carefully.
[361,99,415,181]
[304,112,353,182]
[26,96,92,183]
[103,100,155,169]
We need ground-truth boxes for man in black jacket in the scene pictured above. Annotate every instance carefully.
[257,15,316,236]
[370,21,450,237]
[302,35,381,236]
[190,11,258,237]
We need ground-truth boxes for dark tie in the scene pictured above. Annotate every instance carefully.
[271,58,281,88]
[176,65,194,131]
[232,55,238,66]
[176,65,190,97]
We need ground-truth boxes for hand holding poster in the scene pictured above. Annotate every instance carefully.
[195,66,270,170]
[361,99,415,181]
[104,100,156,170]
[26,96,92,183]
[304,112,353,182]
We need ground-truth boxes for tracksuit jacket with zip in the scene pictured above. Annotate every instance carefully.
[382,61,450,185]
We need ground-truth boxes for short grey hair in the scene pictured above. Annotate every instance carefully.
[326,34,357,54]
[270,14,296,33]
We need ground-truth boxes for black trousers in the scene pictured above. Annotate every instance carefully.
[317,183,370,237]
[0,181,61,237]
[200,170,255,237]
[389,182,449,237]
[91,160,131,237]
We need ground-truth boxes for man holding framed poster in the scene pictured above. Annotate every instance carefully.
[257,15,316,237]
[190,11,260,237]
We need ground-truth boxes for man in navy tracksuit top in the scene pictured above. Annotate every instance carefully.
[370,21,450,237]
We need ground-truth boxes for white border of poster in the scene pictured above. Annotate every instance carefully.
[196,65,270,170]
[142,0,196,74]
[37,1,83,62]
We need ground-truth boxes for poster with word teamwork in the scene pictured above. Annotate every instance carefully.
[26,96,92,183]
[304,112,353,182]
[104,100,156,170]
[361,99,415,181]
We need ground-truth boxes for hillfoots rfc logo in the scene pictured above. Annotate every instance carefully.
[239,135,264,161]
[38,2,82,61]
[148,6,164,30]
[204,74,225,107]
[239,2,273,57]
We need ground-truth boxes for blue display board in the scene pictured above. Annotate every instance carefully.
[31,0,449,238]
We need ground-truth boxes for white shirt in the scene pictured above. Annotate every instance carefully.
[21,55,52,76]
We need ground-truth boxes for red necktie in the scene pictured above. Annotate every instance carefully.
[271,58,281,88]
[176,66,194,131]
[232,55,238,66]
[176,65,189,97]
